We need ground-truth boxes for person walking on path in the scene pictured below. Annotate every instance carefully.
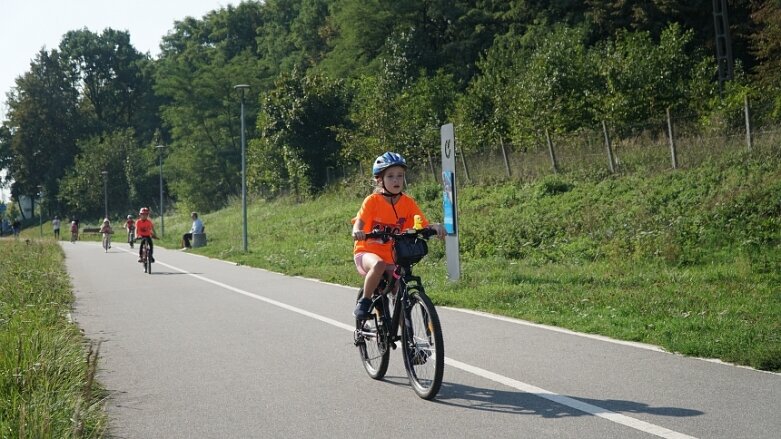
[52,216,61,239]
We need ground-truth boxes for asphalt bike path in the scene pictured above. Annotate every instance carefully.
[62,241,780,438]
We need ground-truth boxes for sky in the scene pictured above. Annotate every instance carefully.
[0,0,238,203]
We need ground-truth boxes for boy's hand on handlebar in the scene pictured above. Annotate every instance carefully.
[428,224,446,239]
[352,230,366,241]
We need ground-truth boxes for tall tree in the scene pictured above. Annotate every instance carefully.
[58,129,154,218]
[585,0,756,71]
[2,49,80,209]
[59,28,158,140]
[156,2,266,211]
[291,0,333,68]
[750,0,781,117]
[249,72,348,196]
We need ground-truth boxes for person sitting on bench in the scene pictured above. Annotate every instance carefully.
[182,212,204,249]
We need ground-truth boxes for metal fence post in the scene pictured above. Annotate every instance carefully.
[744,95,753,151]
[545,128,559,174]
[602,121,616,173]
[499,137,511,177]
[666,108,678,170]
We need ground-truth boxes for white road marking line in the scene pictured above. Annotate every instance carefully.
[153,258,698,439]
[446,308,666,352]
[447,358,697,439]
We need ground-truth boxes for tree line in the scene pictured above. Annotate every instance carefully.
[1,0,780,218]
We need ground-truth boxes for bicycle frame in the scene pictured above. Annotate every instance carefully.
[357,263,424,354]
[138,236,153,273]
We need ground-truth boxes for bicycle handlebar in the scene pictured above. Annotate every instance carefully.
[365,227,437,240]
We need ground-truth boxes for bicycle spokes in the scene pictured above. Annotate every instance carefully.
[402,292,444,400]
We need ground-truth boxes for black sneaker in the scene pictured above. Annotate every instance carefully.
[353,298,372,319]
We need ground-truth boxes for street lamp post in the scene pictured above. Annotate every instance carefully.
[37,185,43,237]
[234,84,250,252]
[101,171,108,219]
[156,145,167,238]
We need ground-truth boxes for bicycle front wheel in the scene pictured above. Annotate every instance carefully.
[145,252,152,274]
[355,291,389,379]
[401,290,444,400]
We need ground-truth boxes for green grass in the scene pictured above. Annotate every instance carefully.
[152,148,780,372]
[0,239,106,438]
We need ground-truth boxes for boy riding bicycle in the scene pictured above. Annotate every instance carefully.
[124,214,136,247]
[351,152,444,319]
[135,207,158,263]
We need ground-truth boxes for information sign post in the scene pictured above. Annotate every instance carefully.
[441,123,461,280]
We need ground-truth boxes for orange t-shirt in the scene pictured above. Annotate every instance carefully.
[135,218,154,237]
[353,193,428,263]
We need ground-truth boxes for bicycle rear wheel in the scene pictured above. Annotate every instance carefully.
[355,290,389,379]
[401,290,444,400]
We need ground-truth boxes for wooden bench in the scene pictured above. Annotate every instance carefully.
[72,227,100,241]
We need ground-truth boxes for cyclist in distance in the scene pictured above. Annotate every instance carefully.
[124,214,135,247]
[135,207,158,263]
[99,218,113,249]
[351,152,445,319]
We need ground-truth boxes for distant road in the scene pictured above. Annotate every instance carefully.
[63,241,780,438]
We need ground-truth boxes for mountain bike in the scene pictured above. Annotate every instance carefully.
[353,227,444,400]
[102,231,113,253]
[138,237,153,274]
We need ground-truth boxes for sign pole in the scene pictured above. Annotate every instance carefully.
[441,123,461,281]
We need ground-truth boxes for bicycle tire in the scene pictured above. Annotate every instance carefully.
[140,240,151,274]
[401,290,444,400]
[103,236,109,252]
[355,290,389,379]
[145,246,152,274]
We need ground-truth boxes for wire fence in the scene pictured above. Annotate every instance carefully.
[324,97,780,188]
[404,97,781,186]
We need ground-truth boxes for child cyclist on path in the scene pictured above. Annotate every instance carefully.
[99,218,113,249]
[135,207,158,263]
[351,152,445,319]
[124,214,136,247]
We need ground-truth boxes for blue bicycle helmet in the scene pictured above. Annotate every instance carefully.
[372,152,407,176]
